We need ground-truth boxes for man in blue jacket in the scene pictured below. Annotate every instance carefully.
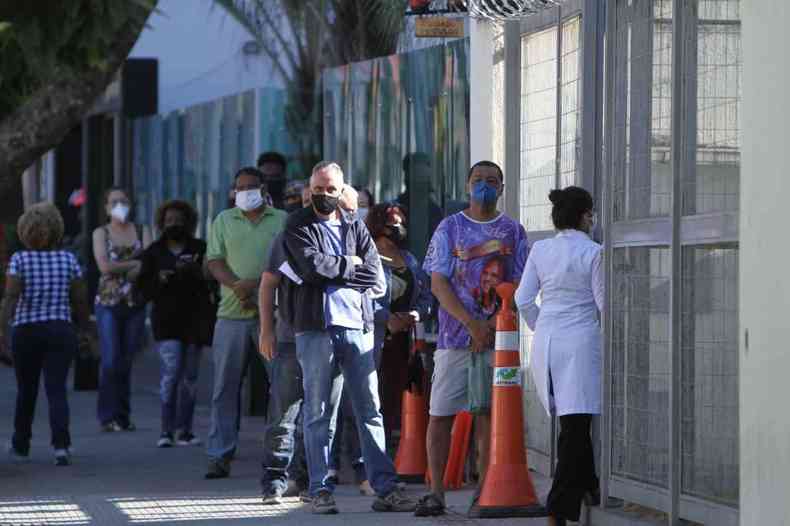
[282,161,415,515]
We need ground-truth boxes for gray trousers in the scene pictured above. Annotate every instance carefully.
[206,318,268,461]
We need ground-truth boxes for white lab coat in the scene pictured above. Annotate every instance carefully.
[515,230,603,417]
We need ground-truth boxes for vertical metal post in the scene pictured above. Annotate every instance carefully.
[600,0,616,509]
[669,0,685,523]
[504,20,522,218]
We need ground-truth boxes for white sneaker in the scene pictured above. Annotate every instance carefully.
[54,449,71,466]
[7,443,29,463]
[176,432,202,446]
[157,433,174,448]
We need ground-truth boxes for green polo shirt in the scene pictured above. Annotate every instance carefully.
[207,206,287,319]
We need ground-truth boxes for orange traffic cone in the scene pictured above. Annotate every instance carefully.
[394,323,429,482]
[424,410,473,489]
[468,282,547,518]
[443,410,473,489]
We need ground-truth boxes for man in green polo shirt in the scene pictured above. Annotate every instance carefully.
[205,166,287,479]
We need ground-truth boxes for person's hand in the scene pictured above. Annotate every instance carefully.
[387,313,413,334]
[158,270,175,284]
[127,261,142,282]
[466,319,494,353]
[231,279,258,301]
[259,331,276,361]
[350,255,363,266]
[241,298,257,311]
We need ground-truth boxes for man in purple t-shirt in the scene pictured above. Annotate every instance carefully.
[415,161,529,517]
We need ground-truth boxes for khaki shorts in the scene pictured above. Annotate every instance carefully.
[429,348,493,416]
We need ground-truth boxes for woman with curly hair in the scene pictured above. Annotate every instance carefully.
[92,187,152,433]
[0,203,91,466]
[137,200,215,448]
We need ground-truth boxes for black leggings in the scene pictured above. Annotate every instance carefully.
[546,414,599,522]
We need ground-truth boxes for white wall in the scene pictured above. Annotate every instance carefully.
[740,1,790,523]
[130,0,284,114]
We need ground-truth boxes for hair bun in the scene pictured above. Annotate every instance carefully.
[548,189,565,206]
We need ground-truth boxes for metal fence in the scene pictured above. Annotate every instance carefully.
[500,0,740,523]
[130,88,311,238]
[322,38,471,261]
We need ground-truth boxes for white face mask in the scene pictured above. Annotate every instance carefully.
[357,207,369,222]
[235,189,264,212]
[111,203,130,223]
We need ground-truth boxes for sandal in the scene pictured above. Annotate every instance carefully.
[414,494,446,517]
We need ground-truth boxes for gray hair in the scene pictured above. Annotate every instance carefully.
[311,161,344,180]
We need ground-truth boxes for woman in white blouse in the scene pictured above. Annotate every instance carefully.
[515,186,602,526]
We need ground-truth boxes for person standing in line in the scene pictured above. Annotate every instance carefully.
[137,200,216,449]
[0,203,91,466]
[204,167,287,479]
[365,203,433,445]
[355,187,374,222]
[282,162,415,514]
[257,151,289,210]
[92,187,152,433]
[258,229,309,504]
[283,181,307,213]
[326,185,388,497]
[415,161,529,517]
[515,187,602,526]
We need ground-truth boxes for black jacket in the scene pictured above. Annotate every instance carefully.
[282,206,381,333]
[137,238,216,346]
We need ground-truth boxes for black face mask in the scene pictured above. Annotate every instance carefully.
[265,179,286,203]
[388,224,407,244]
[284,201,302,213]
[312,194,340,215]
[163,224,188,242]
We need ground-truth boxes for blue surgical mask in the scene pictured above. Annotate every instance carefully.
[471,180,499,206]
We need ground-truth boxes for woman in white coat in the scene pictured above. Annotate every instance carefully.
[515,186,602,526]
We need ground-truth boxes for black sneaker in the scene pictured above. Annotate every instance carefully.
[311,491,339,515]
[119,421,136,432]
[176,431,201,446]
[414,493,446,517]
[372,488,417,513]
[54,449,71,466]
[7,443,30,463]
[204,459,230,479]
[157,433,174,448]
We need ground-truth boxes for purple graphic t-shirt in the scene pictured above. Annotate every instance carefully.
[423,212,529,350]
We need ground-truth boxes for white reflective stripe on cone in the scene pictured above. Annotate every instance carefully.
[495,331,518,351]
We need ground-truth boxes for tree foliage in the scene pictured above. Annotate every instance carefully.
[0,1,156,197]
[213,0,407,173]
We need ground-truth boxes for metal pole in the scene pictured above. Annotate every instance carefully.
[600,0,616,509]
[669,0,686,523]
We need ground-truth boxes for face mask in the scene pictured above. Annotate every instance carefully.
[388,224,407,244]
[470,180,499,207]
[235,189,264,212]
[265,179,286,203]
[111,203,130,223]
[284,201,302,213]
[163,225,188,241]
[312,193,339,215]
[357,207,369,222]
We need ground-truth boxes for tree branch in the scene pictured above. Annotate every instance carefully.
[0,3,155,195]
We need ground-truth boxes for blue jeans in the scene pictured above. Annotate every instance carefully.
[12,321,77,451]
[157,340,202,434]
[329,327,384,480]
[207,318,267,461]
[96,304,146,426]
[260,342,308,493]
[296,327,397,497]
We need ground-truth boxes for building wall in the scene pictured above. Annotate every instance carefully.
[740,0,790,523]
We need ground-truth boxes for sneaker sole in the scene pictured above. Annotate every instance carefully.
[312,507,339,515]
[176,441,202,447]
[262,497,282,506]
[372,502,417,513]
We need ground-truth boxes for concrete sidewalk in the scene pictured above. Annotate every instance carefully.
[0,346,558,526]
